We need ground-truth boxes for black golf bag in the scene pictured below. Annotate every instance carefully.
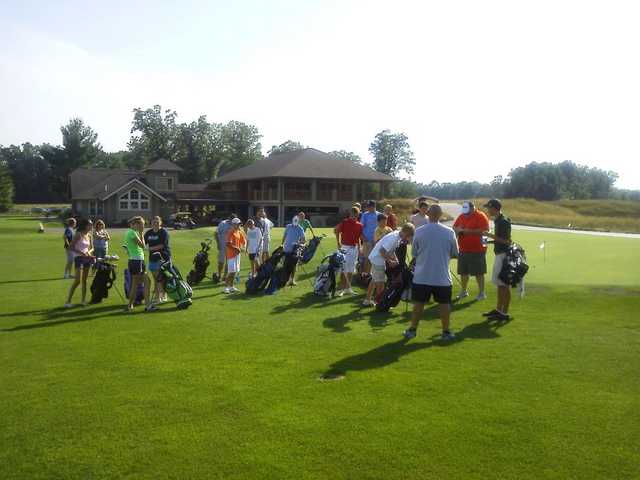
[90,260,117,304]
[246,247,285,295]
[187,239,211,285]
[157,256,193,309]
[314,250,346,297]
[499,243,529,287]
[300,235,324,264]
[124,268,145,305]
[375,242,412,312]
[353,253,372,288]
[265,245,303,295]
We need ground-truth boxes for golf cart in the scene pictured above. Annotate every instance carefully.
[170,212,197,230]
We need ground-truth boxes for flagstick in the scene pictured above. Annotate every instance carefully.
[544,240,546,264]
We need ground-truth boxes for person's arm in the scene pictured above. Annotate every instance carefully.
[134,229,145,248]
[63,231,71,248]
[486,222,511,245]
[334,224,341,248]
[105,231,111,241]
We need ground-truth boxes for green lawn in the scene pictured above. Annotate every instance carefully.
[1,217,639,480]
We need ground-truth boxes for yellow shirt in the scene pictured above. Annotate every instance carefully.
[374,226,393,242]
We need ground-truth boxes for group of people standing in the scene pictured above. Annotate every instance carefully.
[62,215,172,312]
[330,197,513,341]
[214,208,314,294]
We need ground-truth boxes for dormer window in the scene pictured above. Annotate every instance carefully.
[119,189,150,210]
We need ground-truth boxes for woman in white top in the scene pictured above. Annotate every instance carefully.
[245,219,263,278]
[255,208,273,263]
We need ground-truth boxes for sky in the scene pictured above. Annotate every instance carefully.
[1,0,639,188]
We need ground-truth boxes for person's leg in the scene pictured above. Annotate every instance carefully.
[345,272,353,290]
[476,275,485,296]
[409,302,425,330]
[439,303,451,332]
[66,264,81,305]
[128,275,140,308]
[365,280,375,302]
[498,286,511,314]
[80,266,90,304]
[460,274,469,293]
[142,273,152,306]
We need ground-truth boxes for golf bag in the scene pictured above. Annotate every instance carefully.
[300,235,324,264]
[89,260,117,304]
[187,239,211,285]
[246,247,285,295]
[124,268,145,305]
[353,254,372,288]
[157,256,193,309]
[375,242,412,312]
[314,250,346,297]
[265,245,303,295]
[499,243,529,288]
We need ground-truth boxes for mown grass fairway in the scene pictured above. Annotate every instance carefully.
[1,217,639,479]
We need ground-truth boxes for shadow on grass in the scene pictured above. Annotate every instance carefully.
[272,291,365,315]
[324,298,479,333]
[1,303,184,332]
[0,277,65,285]
[324,318,510,376]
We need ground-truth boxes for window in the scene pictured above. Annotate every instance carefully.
[119,189,150,211]
[284,182,311,201]
[317,182,337,201]
[155,177,174,192]
[89,200,97,215]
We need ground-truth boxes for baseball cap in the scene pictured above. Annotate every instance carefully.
[231,218,242,225]
[483,198,502,210]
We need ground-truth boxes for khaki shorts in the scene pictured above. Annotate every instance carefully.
[371,263,386,283]
[341,245,358,273]
[491,253,508,287]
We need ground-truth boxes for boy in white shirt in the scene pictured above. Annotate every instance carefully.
[245,219,263,279]
[363,223,415,306]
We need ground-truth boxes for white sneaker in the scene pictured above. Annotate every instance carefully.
[223,287,230,294]
[456,291,469,299]
[362,299,375,307]
[475,292,487,300]
[345,288,356,295]
[230,287,240,293]
[64,303,74,308]
[336,290,345,297]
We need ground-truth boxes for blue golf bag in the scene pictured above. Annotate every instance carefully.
[314,250,346,298]
[300,235,324,264]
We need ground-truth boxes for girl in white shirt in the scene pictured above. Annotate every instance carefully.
[245,219,263,278]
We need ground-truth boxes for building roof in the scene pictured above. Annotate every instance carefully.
[176,183,208,192]
[144,158,183,172]
[69,168,165,201]
[212,148,394,183]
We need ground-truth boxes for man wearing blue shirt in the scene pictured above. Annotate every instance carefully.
[360,200,381,273]
[282,219,306,286]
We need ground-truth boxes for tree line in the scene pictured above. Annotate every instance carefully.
[389,160,635,201]
[0,106,415,209]
[0,105,636,211]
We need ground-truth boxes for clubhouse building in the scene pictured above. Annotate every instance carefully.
[69,149,393,226]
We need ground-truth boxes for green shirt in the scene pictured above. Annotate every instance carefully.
[124,228,144,260]
[300,219,312,232]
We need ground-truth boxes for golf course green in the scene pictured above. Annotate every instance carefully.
[1,216,638,479]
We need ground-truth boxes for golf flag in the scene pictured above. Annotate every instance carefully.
[539,242,546,249]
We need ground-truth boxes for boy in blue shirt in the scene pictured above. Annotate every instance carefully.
[360,200,381,273]
[282,218,306,286]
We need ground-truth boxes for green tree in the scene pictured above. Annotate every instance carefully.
[92,151,131,169]
[175,116,210,183]
[328,150,362,165]
[267,140,305,156]
[368,130,415,178]
[128,105,178,168]
[2,143,55,202]
[215,121,263,177]
[0,159,14,212]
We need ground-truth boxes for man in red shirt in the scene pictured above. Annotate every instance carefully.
[334,206,364,296]
[452,201,490,300]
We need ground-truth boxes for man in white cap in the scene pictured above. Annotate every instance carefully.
[452,200,490,300]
